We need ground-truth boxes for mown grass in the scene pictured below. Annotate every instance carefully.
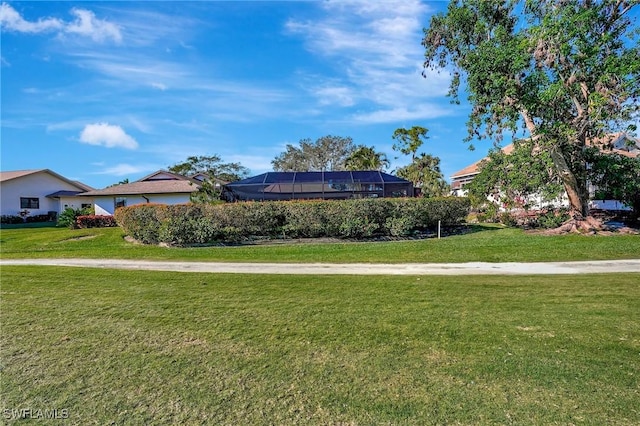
[1,267,639,424]
[1,224,639,263]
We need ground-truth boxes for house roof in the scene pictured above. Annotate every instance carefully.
[450,134,639,180]
[81,170,200,197]
[46,190,87,198]
[0,169,93,191]
[451,145,514,179]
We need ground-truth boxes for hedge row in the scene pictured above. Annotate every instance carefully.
[76,215,118,229]
[1,215,27,224]
[114,197,470,246]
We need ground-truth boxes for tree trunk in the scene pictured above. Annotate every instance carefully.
[549,147,589,219]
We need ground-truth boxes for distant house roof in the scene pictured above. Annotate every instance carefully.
[81,170,200,197]
[450,133,639,180]
[0,169,93,191]
[451,145,514,179]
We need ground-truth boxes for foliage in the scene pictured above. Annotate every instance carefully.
[344,145,390,171]
[392,126,449,196]
[392,126,429,161]
[272,135,355,171]
[395,153,450,197]
[467,140,564,210]
[0,215,25,225]
[76,215,118,229]
[25,214,53,223]
[585,149,640,222]
[423,1,640,219]
[169,155,249,202]
[108,178,129,187]
[115,198,471,245]
[57,206,93,229]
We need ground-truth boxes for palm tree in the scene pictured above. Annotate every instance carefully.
[345,145,390,171]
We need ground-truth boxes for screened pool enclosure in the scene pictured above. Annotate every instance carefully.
[222,171,413,201]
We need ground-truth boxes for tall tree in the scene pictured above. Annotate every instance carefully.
[169,155,249,202]
[392,125,448,195]
[395,153,449,197]
[272,135,355,171]
[392,126,429,161]
[423,1,639,223]
[344,145,390,171]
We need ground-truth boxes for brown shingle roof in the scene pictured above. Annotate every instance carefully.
[81,179,200,196]
[451,144,514,178]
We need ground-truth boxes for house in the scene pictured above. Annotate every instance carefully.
[80,170,202,215]
[0,169,93,218]
[450,144,514,197]
[223,171,413,201]
[450,133,640,210]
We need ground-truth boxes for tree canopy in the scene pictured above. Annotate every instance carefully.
[344,145,390,171]
[271,135,355,171]
[467,140,564,210]
[392,126,449,197]
[168,155,249,202]
[423,0,639,220]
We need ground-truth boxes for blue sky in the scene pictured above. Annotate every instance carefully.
[1,1,500,189]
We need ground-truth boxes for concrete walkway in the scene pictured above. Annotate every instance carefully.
[2,258,640,275]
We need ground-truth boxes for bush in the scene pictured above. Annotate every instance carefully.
[1,215,25,224]
[532,208,570,229]
[58,207,93,229]
[25,214,52,223]
[114,197,471,246]
[76,215,118,228]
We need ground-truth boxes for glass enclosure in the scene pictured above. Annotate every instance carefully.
[222,171,413,201]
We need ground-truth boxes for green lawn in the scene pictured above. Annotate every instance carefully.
[1,224,639,262]
[1,267,639,424]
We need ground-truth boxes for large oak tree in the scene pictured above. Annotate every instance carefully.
[423,0,639,221]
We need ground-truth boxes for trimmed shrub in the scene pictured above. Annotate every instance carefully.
[1,215,25,224]
[114,197,470,246]
[76,215,118,228]
[58,207,93,229]
[25,214,51,223]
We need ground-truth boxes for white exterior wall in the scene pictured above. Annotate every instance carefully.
[93,194,192,215]
[589,199,631,211]
[0,172,87,216]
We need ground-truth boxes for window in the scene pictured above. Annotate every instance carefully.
[114,197,127,209]
[20,197,39,209]
[81,203,92,210]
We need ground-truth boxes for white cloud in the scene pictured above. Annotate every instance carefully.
[314,85,356,107]
[79,123,138,149]
[0,3,121,43]
[65,8,122,43]
[352,104,453,124]
[93,163,155,176]
[151,82,167,91]
[0,3,63,33]
[286,0,451,123]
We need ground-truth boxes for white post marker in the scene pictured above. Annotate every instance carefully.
[438,220,441,239]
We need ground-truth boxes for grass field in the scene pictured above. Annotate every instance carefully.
[1,224,639,263]
[1,267,639,424]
